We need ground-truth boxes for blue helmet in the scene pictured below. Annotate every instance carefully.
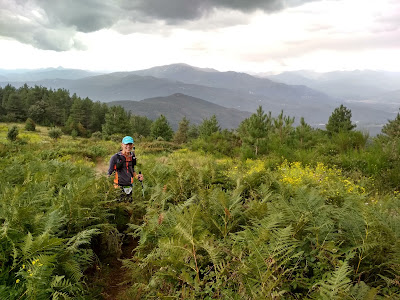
[122,136,134,144]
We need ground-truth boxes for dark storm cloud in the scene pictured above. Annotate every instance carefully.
[35,0,120,32]
[0,0,315,51]
[122,0,289,22]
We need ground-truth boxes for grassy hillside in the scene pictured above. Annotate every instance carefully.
[0,123,399,299]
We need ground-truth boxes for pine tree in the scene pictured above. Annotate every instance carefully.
[48,127,63,140]
[150,115,173,141]
[295,117,314,148]
[28,101,48,124]
[102,106,131,136]
[326,104,356,135]
[131,115,153,137]
[69,97,86,126]
[238,106,272,155]
[4,93,27,121]
[198,115,220,137]
[173,117,190,144]
[273,110,295,144]
[381,110,400,138]
[89,102,109,133]
[188,124,199,140]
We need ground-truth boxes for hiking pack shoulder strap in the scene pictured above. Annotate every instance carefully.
[131,151,137,166]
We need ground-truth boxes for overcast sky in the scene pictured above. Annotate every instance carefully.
[1,0,399,73]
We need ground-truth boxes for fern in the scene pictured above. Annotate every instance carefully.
[50,275,81,299]
[231,209,301,295]
[349,281,380,300]
[65,229,100,253]
[20,232,64,259]
[203,188,244,239]
[316,260,352,300]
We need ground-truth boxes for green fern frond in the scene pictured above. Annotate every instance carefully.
[51,291,74,300]
[316,260,352,300]
[60,259,83,283]
[201,239,223,267]
[174,195,198,212]
[21,232,64,258]
[269,226,302,269]
[174,224,193,246]
[65,229,101,253]
[0,284,21,300]
[379,274,400,289]
[41,209,66,235]
[349,281,379,300]
[50,275,76,299]
[21,231,33,257]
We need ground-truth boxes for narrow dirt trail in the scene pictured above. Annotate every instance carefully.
[92,158,139,299]
[101,237,138,300]
[95,157,109,176]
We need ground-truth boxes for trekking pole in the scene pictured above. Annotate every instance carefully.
[139,171,145,198]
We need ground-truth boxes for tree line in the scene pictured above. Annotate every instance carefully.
[1,83,399,148]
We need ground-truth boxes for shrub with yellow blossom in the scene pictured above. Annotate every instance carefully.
[277,160,366,205]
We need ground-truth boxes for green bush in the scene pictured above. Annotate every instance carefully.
[48,127,63,140]
[71,129,78,139]
[7,125,19,142]
[24,118,36,131]
[91,131,102,140]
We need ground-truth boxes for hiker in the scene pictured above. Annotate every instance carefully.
[108,136,144,202]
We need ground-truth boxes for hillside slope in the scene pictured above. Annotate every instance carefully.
[111,93,251,130]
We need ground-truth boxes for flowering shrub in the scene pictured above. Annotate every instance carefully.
[278,160,366,205]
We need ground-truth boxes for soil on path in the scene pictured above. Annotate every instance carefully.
[101,236,138,300]
[90,157,139,299]
[95,157,109,176]
[88,235,138,300]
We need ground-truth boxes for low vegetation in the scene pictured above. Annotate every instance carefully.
[0,85,399,299]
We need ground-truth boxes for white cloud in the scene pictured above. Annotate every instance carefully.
[0,0,399,73]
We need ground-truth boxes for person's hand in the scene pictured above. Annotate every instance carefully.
[137,173,144,182]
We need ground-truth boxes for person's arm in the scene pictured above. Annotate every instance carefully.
[107,155,116,176]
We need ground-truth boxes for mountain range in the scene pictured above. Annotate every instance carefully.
[112,93,251,130]
[266,70,400,101]
[0,67,102,82]
[1,64,399,134]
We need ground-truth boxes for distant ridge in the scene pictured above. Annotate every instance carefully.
[110,93,251,130]
[0,64,340,125]
[0,63,397,133]
[267,69,400,100]
[0,67,103,81]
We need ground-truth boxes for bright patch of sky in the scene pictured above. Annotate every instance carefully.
[0,0,399,73]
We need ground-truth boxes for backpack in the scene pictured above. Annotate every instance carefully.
[116,151,137,170]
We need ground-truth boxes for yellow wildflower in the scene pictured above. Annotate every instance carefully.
[16,279,20,283]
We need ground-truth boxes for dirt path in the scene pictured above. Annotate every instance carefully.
[95,157,109,176]
[101,237,138,300]
[91,157,139,299]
